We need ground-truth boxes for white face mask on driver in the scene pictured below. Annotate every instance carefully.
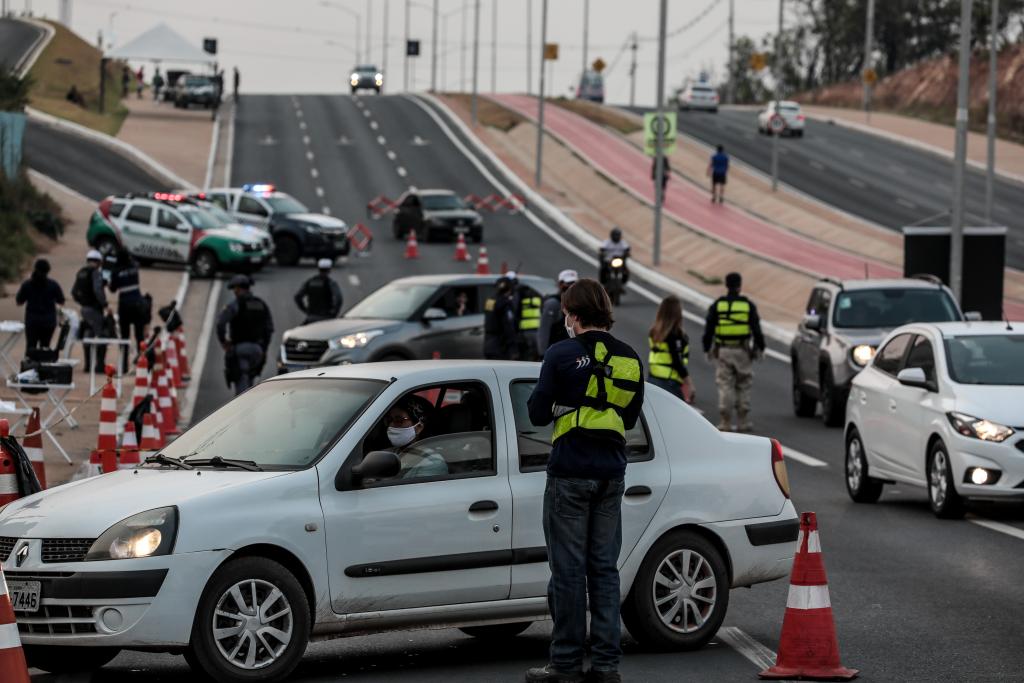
[564,315,576,339]
[387,425,418,447]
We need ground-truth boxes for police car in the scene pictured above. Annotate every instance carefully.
[87,193,273,278]
[193,185,351,266]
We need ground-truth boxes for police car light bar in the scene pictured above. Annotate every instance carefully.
[242,183,275,193]
[153,192,185,201]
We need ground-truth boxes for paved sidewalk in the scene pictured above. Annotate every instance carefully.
[119,96,215,188]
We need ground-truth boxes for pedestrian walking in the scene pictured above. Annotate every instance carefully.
[483,274,518,360]
[152,69,165,101]
[651,153,671,196]
[708,144,729,203]
[294,259,343,325]
[15,259,65,353]
[108,248,150,371]
[216,275,274,396]
[702,272,765,432]
[648,295,695,403]
[136,66,144,98]
[536,269,578,357]
[233,66,240,98]
[121,65,131,98]
[72,250,110,372]
[526,278,644,683]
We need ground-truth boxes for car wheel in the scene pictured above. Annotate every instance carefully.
[274,236,302,266]
[819,366,845,427]
[791,362,816,418]
[187,557,310,683]
[459,622,532,639]
[392,221,405,240]
[845,427,883,503]
[621,530,729,651]
[24,645,120,673]
[928,441,965,519]
[192,249,218,279]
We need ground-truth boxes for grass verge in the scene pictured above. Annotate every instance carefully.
[0,171,66,284]
[551,97,642,135]
[444,93,526,131]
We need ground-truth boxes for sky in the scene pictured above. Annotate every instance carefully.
[16,0,781,104]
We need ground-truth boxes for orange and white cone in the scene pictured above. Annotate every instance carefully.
[156,371,177,436]
[0,566,31,683]
[132,342,151,408]
[174,329,191,384]
[121,420,139,450]
[404,229,420,259]
[140,411,162,452]
[0,421,19,506]
[759,512,858,681]
[94,367,119,453]
[165,365,180,423]
[23,409,46,489]
[453,233,470,261]
[475,246,491,275]
[165,333,182,388]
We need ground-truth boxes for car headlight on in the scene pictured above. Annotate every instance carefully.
[851,344,876,366]
[350,73,359,84]
[86,507,178,561]
[333,329,384,349]
[375,73,384,85]
[946,412,1015,443]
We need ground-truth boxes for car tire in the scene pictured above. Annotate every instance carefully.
[819,366,845,427]
[459,622,532,639]
[621,530,729,651]
[791,362,816,418]
[192,249,218,279]
[928,440,965,519]
[24,645,120,673]
[392,221,405,240]
[187,557,311,683]
[94,234,119,257]
[845,427,883,503]
[274,236,302,267]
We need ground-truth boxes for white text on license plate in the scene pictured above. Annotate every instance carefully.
[8,580,41,612]
[454,226,470,234]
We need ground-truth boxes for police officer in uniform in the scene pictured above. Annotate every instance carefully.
[217,275,274,395]
[294,258,343,324]
[108,247,150,370]
[536,269,578,357]
[483,274,517,360]
[72,249,110,372]
[509,271,542,361]
[702,272,765,431]
[526,279,643,683]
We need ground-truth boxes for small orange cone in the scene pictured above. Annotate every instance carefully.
[0,564,31,683]
[475,246,491,275]
[404,229,420,259]
[165,333,182,388]
[140,411,162,452]
[759,512,858,681]
[132,342,151,408]
[23,409,46,489]
[174,329,191,384]
[453,233,470,261]
[156,370,178,436]
[94,366,119,452]
[0,420,19,506]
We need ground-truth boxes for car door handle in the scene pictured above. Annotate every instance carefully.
[624,486,652,497]
[469,500,499,512]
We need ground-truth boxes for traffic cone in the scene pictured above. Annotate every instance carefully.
[121,420,139,450]
[175,328,191,384]
[453,233,470,261]
[0,420,19,506]
[156,371,177,436]
[119,420,141,468]
[94,366,119,453]
[165,332,182,388]
[0,565,31,683]
[404,229,420,259]
[475,246,491,275]
[759,512,858,681]
[132,342,151,408]
[140,411,162,452]
[167,365,180,423]
[23,409,46,489]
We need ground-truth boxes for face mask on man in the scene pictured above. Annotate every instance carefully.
[564,315,576,339]
[387,425,418,447]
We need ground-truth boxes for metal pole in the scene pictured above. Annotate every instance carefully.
[461,1,467,92]
[582,0,590,75]
[366,0,372,64]
[442,15,448,91]
[404,0,410,91]
[771,0,783,192]
[653,0,667,267]
[382,0,389,83]
[535,0,548,188]
[985,0,999,224]
[950,0,973,302]
[629,31,637,107]
[727,0,735,104]
[491,0,497,92]
[526,0,533,94]
[431,0,438,91]
[862,0,875,119]
[472,0,480,123]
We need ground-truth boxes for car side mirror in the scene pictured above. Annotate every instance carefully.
[964,311,983,322]
[178,223,191,233]
[351,450,401,486]
[896,367,930,390]
[423,307,447,322]
[802,314,822,331]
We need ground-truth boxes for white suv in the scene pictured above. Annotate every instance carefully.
[845,322,1024,518]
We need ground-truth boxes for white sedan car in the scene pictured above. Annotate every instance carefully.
[0,361,797,682]
[757,100,805,137]
[845,322,1024,517]
[677,83,719,112]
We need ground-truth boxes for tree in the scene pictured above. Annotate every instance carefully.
[0,70,31,112]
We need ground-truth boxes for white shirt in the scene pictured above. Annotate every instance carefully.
[600,239,630,258]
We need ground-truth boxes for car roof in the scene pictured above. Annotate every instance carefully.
[915,321,1024,337]
[818,277,951,292]
[267,359,535,384]
[390,273,556,289]
[414,189,458,197]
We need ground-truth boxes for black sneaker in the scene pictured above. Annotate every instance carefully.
[587,670,622,683]
[525,664,585,682]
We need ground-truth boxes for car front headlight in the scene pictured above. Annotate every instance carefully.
[375,73,384,84]
[303,223,322,234]
[333,329,384,350]
[86,507,178,561]
[229,242,244,253]
[946,412,1015,443]
[851,344,876,366]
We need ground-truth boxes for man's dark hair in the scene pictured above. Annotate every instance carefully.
[33,259,50,275]
[717,144,724,154]
[562,278,614,330]
[725,272,742,292]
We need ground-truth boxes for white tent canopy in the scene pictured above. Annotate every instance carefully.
[106,23,214,64]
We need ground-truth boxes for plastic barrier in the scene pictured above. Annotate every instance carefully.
[367,195,398,219]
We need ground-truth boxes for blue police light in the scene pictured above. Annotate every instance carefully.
[242,183,275,193]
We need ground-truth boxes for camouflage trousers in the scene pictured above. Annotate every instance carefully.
[714,346,753,430]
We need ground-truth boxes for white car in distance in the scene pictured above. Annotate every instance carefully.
[0,361,798,682]
[845,322,1024,517]
[678,82,719,112]
[757,100,806,137]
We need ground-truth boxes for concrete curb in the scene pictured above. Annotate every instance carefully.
[13,17,54,78]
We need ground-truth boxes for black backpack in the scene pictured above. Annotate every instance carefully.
[71,266,97,307]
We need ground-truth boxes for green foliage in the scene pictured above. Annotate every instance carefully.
[0,171,66,281]
[0,70,31,112]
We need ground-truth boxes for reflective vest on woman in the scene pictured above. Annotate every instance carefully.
[519,295,542,331]
[714,298,751,346]
[552,340,641,442]
[648,336,686,382]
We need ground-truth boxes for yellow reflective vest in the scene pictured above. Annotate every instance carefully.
[648,336,688,382]
[552,340,642,442]
[713,298,751,345]
[519,294,542,331]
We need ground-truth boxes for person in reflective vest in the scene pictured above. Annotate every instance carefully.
[509,271,542,361]
[702,272,765,432]
[526,279,644,683]
[217,275,274,395]
[647,295,694,403]
[294,258,343,324]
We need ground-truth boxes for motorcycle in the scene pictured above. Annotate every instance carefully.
[603,255,627,306]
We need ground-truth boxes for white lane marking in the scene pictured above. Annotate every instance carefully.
[848,177,866,188]
[897,197,917,209]
[296,109,304,119]
[781,446,828,468]
[363,109,371,118]
[387,150,397,160]
[348,274,361,287]
[299,120,307,130]
[370,120,379,130]
[397,166,407,177]
[310,167,319,179]
[306,150,315,161]
[377,135,387,145]
[315,186,324,197]
[968,516,1024,542]
[322,206,332,215]
[809,160,825,171]
[181,278,222,426]
[717,626,776,671]
[302,135,311,146]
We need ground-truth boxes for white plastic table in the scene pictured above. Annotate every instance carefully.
[4,379,77,463]
[0,321,24,377]
[80,337,133,396]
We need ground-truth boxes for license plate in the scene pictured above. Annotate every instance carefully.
[454,226,470,234]
[334,239,348,248]
[8,580,41,613]
[249,256,262,263]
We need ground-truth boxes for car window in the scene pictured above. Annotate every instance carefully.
[125,204,152,224]
[356,382,496,486]
[833,288,961,328]
[434,287,480,317]
[806,288,829,317]
[873,333,913,376]
[944,334,1024,385]
[110,200,127,217]
[509,380,651,472]
[180,206,221,230]
[157,208,182,230]
[905,335,936,384]
[208,193,230,210]
[421,194,466,211]
[238,195,269,216]
[345,282,438,320]
[264,195,308,214]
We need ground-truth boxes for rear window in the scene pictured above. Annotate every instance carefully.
[944,335,1024,385]
[421,194,466,211]
[780,104,800,112]
[692,85,713,93]
[832,288,961,329]
[110,200,127,218]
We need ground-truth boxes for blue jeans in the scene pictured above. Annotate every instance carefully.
[234,342,265,395]
[543,476,625,673]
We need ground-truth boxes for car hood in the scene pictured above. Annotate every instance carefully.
[284,213,348,230]
[834,327,890,347]
[285,317,399,342]
[953,385,1024,428]
[0,469,287,538]
[423,209,480,221]
[202,224,268,244]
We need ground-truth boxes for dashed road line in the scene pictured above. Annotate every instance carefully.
[299,120,307,130]
[322,206,332,215]
[302,135,311,146]
[397,166,407,177]
[717,626,776,671]
[306,150,315,161]
[348,274,361,287]
[310,167,319,179]
[386,150,397,160]
[848,177,866,189]
[849,148,864,158]
[315,186,324,197]
[363,109,371,118]
[809,160,825,171]
[968,516,1024,542]
[377,135,387,145]
[296,109,304,119]
[370,120,379,130]
[896,197,917,209]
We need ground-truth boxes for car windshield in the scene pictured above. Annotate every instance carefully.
[160,378,384,468]
[179,206,222,230]
[832,288,961,329]
[199,203,235,225]
[263,195,308,214]
[186,76,212,86]
[421,194,466,211]
[780,104,800,112]
[345,282,439,320]
[944,334,1024,385]
[693,85,713,93]
[355,65,378,73]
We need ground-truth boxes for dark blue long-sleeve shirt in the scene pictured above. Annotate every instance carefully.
[16,276,65,327]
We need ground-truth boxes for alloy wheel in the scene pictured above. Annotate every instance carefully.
[212,578,294,670]
[651,549,717,634]
[846,436,863,492]
[930,450,949,509]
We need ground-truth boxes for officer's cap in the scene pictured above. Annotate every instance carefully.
[317,258,333,270]
[557,269,579,284]
[86,249,103,262]
[227,274,252,289]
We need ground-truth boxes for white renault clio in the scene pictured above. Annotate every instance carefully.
[0,361,797,682]
[845,322,1024,517]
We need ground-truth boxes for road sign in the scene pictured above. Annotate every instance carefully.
[203,38,217,55]
[406,40,420,57]
[643,111,677,157]
[544,43,559,61]
[749,52,766,71]
[863,67,877,85]
[769,114,786,134]
[592,58,606,73]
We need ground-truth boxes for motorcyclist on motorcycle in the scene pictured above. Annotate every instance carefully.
[599,227,631,287]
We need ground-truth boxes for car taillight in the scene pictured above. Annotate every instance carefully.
[98,197,112,219]
[797,114,805,121]
[770,438,791,499]
[712,94,719,102]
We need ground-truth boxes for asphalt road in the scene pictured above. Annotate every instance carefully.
[30,94,1024,681]
[0,17,42,74]
[627,106,1024,271]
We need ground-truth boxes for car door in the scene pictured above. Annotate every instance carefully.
[889,334,941,483]
[499,370,671,599]
[119,201,157,256]
[320,374,513,614]
[154,207,193,263]
[858,332,914,477]
[406,286,484,359]
[796,288,829,391]
[236,194,271,229]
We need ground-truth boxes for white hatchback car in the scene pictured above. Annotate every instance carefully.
[677,82,719,112]
[845,322,1024,518]
[0,361,798,682]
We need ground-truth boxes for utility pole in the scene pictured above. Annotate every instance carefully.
[366,0,372,64]
[431,0,438,91]
[653,0,668,267]
[862,0,875,120]
[404,0,410,91]
[382,0,389,83]
[582,0,590,75]
[535,0,548,187]
[771,0,783,192]
[491,0,497,91]
[526,0,533,94]
[472,0,480,123]
[629,32,638,107]
[460,1,467,92]
[985,0,999,224]
[727,0,735,104]
[950,0,973,302]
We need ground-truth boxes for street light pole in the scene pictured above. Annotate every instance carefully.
[535,0,548,188]
[727,0,735,104]
[461,1,468,92]
[366,0,372,64]
[653,0,668,267]
[950,0,973,302]
[491,0,497,92]
[526,0,533,94]
[431,0,438,91]
[771,0,783,192]
[472,0,480,124]
[629,31,637,107]
[862,0,875,120]
[404,0,410,91]
[582,0,590,75]
[382,0,389,83]
[985,0,999,224]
